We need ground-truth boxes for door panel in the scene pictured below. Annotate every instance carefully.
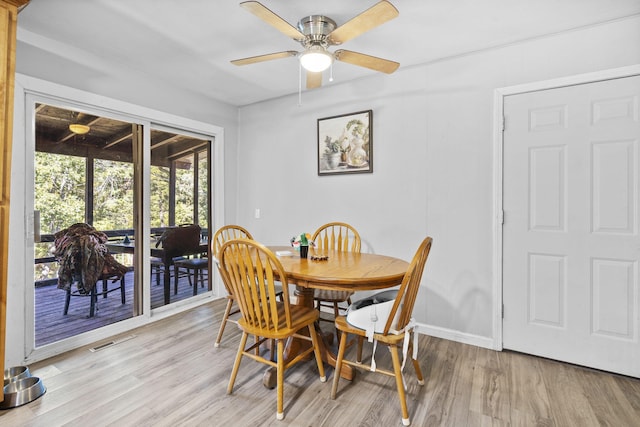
[503,75,640,377]
[592,140,635,233]
[529,253,566,327]
[530,145,566,231]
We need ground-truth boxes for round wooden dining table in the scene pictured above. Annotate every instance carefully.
[263,246,409,386]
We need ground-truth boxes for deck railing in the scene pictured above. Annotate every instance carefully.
[34,227,208,287]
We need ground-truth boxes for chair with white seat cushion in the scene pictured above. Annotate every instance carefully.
[330,236,433,426]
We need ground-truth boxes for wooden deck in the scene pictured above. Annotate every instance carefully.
[35,269,209,347]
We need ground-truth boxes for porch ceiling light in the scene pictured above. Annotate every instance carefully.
[69,124,90,135]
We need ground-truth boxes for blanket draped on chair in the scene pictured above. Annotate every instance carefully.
[53,223,128,293]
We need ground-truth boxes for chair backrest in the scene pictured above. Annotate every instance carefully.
[212,225,253,257]
[217,238,293,334]
[157,224,202,263]
[312,222,361,253]
[381,237,433,335]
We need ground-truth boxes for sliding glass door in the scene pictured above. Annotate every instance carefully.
[33,103,138,346]
[148,125,211,309]
[31,103,212,347]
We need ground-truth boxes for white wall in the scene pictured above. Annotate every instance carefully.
[236,16,640,345]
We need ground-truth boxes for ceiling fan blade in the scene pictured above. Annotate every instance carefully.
[231,51,298,66]
[327,1,399,45]
[306,71,322,89]
[240,1,305,41]
[334,49,399,74]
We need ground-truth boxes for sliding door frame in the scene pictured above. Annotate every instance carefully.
[8,74,225,364]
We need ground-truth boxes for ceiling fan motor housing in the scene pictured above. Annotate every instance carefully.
[297,15,336,48]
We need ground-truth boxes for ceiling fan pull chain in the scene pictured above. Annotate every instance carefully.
[298,61,303,106]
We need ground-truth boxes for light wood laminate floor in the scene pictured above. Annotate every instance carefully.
[2,299,639,426]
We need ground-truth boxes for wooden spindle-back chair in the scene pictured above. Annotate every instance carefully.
[311,221,361,338]
[212,225,253,347]
[330,236,433,426]
[217,238,326,421]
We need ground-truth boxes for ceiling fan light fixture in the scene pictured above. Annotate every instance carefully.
[299,47,333,72]
[69,124,90,135]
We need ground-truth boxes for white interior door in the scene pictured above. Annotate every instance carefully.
[502,75,640,377]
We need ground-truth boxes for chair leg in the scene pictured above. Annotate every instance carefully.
[389,343,411,426]
[409,338,425,385]
[215,299,234,347]
[269,339,276,362]
[333,302,341,341]
[254,335,261,356]
[356,336,364,363]
[227,332,248,395]
[309,324,326,382]
[276,338,285,420]
[187,264,194,287]
[63,288,71,315]
[102,279,108,298]
[174,264,179,295]
[192,269,198,296]
[120,276,126,304]
[331,329,349,399]
[89,286,97,318]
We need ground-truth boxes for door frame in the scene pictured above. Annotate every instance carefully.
[9,74,227,364]
[492,64,640,350]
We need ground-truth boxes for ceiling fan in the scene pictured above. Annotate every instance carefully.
[231,1,400,89]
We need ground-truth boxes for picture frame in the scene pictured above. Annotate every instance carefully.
[317,110,372,175]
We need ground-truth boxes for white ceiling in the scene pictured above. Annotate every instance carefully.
[15,0,640,107]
